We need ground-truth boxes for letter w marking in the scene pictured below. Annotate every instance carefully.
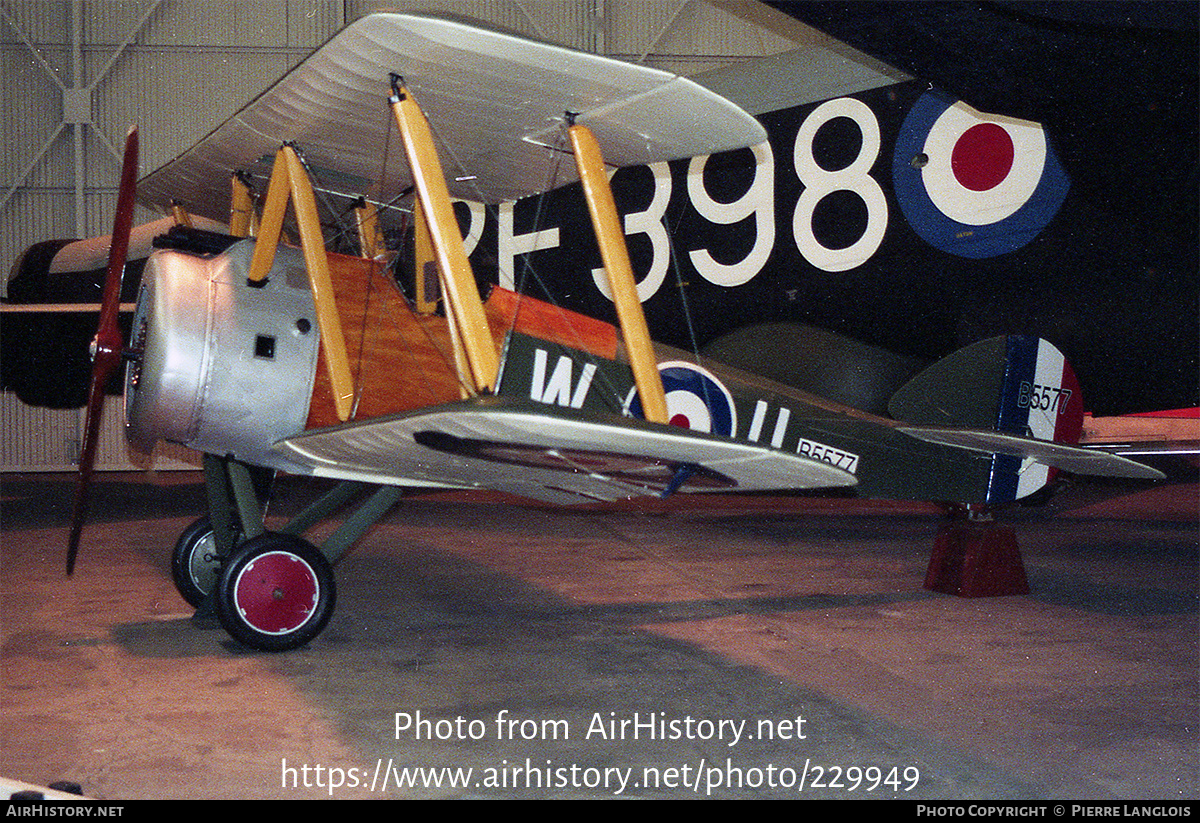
[530,348,597,408]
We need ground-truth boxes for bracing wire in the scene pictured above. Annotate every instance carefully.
[375,105,481,402]
[380,93,707,421]
[419,111,636,415]
[289,145,360,254]
[496,121,659,418]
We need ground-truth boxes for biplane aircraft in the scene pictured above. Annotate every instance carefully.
[12,13,1167,652]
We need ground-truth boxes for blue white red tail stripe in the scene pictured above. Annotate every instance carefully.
[988,336,1084,502]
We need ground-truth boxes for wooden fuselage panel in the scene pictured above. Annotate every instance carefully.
[305,252,618,430]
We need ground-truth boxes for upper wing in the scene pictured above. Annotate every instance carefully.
[273,396,857,505]
[137,12,767,220]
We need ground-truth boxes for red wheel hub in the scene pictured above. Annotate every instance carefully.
[233,550,320,634]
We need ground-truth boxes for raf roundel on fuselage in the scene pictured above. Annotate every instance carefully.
[891,91,1070,259]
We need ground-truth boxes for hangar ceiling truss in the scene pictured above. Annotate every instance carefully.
[1,0,165,235]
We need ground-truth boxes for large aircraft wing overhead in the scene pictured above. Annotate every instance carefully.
[137,12,768,219]
[273,397,857,505]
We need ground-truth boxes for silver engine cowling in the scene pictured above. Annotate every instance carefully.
[125,238,321,472]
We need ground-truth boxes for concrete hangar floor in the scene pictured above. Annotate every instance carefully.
[1,470,1195,800]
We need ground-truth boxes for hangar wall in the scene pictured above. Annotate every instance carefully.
[0,0,803,471]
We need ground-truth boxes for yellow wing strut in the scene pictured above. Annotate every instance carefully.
[412,199,441,316]
[568,123,668,425]
[389,78,498,395]
[229,173,253,238]
[246,144,355,421]
[229,172,259,238]
[355,198,382,260]
[170,200,193,228]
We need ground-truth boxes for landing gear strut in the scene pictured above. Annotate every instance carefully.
[174,454,402,651]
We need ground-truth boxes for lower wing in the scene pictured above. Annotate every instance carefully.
[273,396,858,504]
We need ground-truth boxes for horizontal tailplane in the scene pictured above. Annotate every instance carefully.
[888,336,1159,501]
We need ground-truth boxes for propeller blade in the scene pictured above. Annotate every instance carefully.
[67,126,139,576]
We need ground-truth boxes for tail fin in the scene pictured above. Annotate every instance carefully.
[888,336,1084,502]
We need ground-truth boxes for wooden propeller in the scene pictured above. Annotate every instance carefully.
[67,126,138,575]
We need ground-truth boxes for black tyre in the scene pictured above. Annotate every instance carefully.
[213,533,335,652]
[171,516,233,608]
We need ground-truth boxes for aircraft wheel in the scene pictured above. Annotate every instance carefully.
[214,533,335,652]
[171,516,236,608]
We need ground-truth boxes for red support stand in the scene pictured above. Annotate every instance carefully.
[924,513,1030,598]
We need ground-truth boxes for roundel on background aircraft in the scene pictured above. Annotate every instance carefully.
[892,92,1069,258]
[625,362,737,437]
